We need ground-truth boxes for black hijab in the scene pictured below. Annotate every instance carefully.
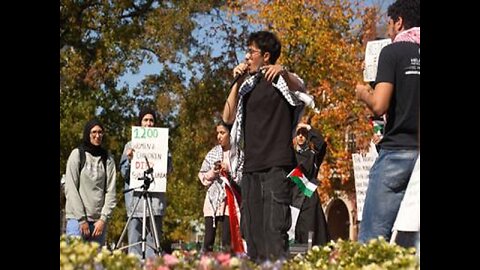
[79,118,108,159]
[138,108,157,126]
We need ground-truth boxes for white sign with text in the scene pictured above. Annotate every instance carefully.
[393,155,420,232]
[352,142,378,221]
[130,127,169,192]
[363,38,392,82]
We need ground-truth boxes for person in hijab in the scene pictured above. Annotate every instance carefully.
[291,122,329,246]
[119,108,169,258]
[64,119,117,246]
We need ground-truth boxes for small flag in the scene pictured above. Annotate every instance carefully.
[373,120,384,135]
[287,166,318,197]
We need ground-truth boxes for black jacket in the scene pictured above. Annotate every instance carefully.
[292,128,326,208]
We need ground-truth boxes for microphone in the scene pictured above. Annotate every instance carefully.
[229,62,248,89]
[229,73,243,89]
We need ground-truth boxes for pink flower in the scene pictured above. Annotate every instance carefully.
[162,254,179,266]
[199,255,212,270]
[215,253,231,266]
[156,267,169,270]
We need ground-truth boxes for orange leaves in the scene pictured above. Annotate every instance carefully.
[361,6,379,45]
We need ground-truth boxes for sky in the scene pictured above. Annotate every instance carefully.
[118,10,247,89]
[119,0,394,90]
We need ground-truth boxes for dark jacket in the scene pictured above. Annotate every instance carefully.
[292,128,326,208]
[291,127,330,245]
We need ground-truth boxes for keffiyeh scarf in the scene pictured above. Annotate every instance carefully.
[229,71,308,175]
[394,27,420,45]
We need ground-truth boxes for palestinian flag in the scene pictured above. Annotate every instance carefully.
[287,166,317,197]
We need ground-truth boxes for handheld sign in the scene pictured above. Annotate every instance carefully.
[130,126,169,192]
[352,142,378,221]
[363,38,392,82]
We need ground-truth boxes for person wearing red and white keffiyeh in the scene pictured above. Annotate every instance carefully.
[355,0,420,249]
[198,121,244,253]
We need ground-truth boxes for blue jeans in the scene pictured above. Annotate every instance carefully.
[358,149,418,243]
[66,219,106,246]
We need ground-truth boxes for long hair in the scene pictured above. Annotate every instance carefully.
[293,127,315,151]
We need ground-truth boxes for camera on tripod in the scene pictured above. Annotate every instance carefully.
[144,167,153,174]
[114,156,162,258]
[138,158,154,188]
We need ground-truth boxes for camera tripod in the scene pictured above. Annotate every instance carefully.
[114,160,162,259]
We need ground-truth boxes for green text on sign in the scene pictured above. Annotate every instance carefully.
[134,127,159,139]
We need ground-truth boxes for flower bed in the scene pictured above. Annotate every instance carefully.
[60,235,418,269]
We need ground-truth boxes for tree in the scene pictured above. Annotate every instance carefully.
[163,9,252,243]
[60,0,216,175]
[60,0,229,245]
